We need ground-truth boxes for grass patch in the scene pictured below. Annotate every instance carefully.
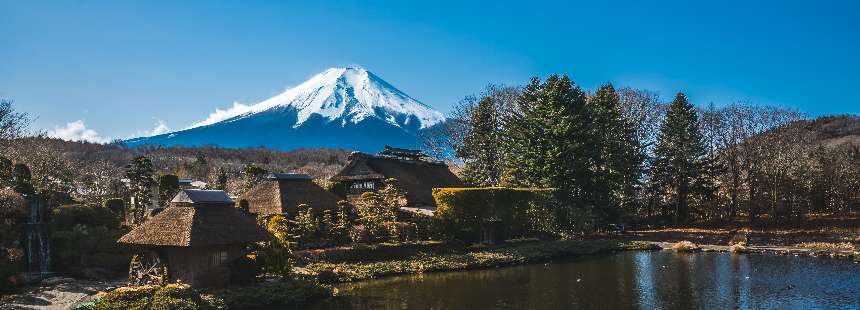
[671,241,701,252]
[78,279,332,310]
[305,240,658,283]
[795,242,857,251]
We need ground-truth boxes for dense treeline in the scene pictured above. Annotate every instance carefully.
[0,135,349,206]
[425,76,860,228]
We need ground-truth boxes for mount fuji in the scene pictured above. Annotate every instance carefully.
[124,67,446,152]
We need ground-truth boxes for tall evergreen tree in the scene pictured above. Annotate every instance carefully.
[588,84,645,222]
[125,156,155,224]
[12,163,34,195]
[216,167,228,191]
[460,96,505,186]
[652,92,713,224]
[156,174,179,207]
[502,75,599,229]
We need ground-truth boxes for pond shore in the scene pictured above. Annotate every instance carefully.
[4,232,858,309]
[0,277,124,310]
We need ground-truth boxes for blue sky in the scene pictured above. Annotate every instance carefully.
[2,1,859,142]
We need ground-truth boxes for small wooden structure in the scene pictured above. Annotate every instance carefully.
[117,189,268,287]
[330,147,463,213]
[241,173,342,217]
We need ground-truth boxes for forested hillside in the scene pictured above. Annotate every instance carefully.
[0,133,350,206]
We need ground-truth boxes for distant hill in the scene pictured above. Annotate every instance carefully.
[773,115,860,148]
[797,115,860,147]
[124,67,446,153]
[3,137,351,180]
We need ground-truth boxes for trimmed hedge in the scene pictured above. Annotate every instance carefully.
[432,187,555,242]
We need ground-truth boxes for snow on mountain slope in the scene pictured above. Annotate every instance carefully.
[190,67,444,130]
[125,67,447,152]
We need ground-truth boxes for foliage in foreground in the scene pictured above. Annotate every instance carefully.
[305,240,657,283]
[79,279,332,310]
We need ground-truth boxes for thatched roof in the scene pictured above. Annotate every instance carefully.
[119,190,267,247]
[267,173,312,181]
[171,189,233,204]
[242,177,341,216]
[331,152,463,207]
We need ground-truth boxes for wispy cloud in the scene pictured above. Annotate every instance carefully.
[47,120,111,144]
[188,102,254,129]
[143,120,171,136]
[126,119,172,139]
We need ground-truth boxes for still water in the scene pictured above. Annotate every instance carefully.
[308,251,860,309]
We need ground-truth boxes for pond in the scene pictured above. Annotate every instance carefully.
[307,251,860,309]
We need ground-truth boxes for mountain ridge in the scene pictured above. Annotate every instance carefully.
[125,67,445,152]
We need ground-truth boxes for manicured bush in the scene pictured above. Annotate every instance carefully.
[49,205,131,278]
[51,204,120,231]
[432,187,555,242]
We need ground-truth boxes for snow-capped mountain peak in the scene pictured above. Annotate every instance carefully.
[126,66,447,152]
[191,66,445,131]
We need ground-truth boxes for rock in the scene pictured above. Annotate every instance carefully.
[81,268,114,280]
[42,277,73,286]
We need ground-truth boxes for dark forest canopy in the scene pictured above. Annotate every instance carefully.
[424,79,860,227]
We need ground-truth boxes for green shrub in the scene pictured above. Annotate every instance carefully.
[51,204,119,231]
[82,284,225,310]
[210,279,333,309]
[228,256,259,285]
[432,187,555,241]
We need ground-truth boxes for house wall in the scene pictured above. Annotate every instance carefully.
[344,180,383,198]
[164,245,245,287]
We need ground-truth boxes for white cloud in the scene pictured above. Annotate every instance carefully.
[47,120,111,144]
[126,119,172,138]
[144,120,171,136]
[187,102,254,129]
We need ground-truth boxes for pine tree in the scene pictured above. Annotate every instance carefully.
[216,167,228,191]
[460,96,504,186]
[157,174,179,207]
[502,75,599,230]
[587,84,645,222]
[125,156,155,224]
[652,92,714,224]
[12,163,34,195]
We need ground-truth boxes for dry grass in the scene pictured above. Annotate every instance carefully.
[671,241,701,252]
[729,242,748,253]
[794,242,857,251]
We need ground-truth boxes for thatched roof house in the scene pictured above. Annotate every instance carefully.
[330,147,463,210]
[241,173,342,217]
[118,189,268,287]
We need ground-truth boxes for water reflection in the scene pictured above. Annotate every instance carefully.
[308,251,860,309]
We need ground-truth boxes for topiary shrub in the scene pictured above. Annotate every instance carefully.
[49,205,131,278]
[432,187,555,242]
[51,204,119,231]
